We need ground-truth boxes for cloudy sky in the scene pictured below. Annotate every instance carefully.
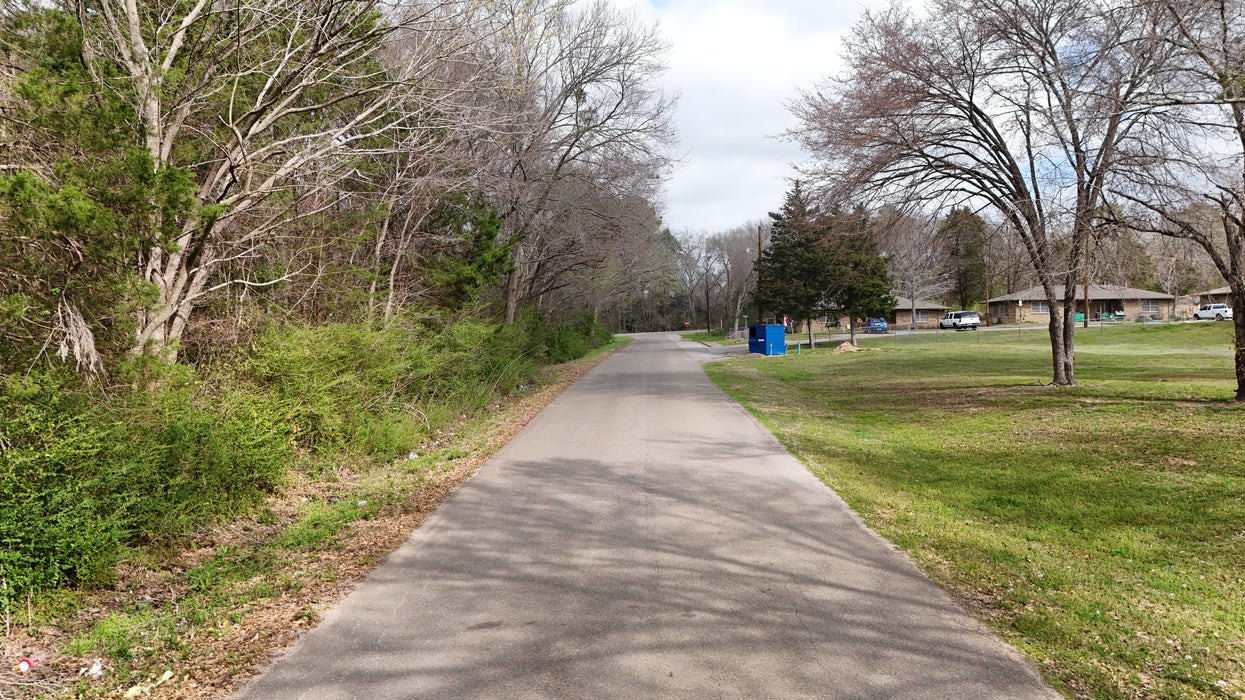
[607,0,890,234]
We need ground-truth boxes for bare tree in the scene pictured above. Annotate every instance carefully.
[674,233,710,327]
[788,0,1174,386]
[983,220,1036,301]
[874,206,950,329]
[476,0,677,322]
[74,0,498,360]
[555,216,679,328]
[1143,231,1218,297]
[1107,0,1245,399]
[707,221,766,334]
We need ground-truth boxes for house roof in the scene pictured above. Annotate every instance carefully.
[988,284,1173,303]
[892,296,948,311]
[1198,287,1231,296]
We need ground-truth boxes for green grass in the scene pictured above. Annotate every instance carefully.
[706,322,1244,699]
[682,331,737,344]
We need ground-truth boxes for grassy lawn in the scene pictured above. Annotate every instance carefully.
[705,322,1244,699]
[681,331,748,345]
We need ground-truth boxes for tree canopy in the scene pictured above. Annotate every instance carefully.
[753,184,894,345]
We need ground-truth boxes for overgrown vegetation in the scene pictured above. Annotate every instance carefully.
[706,322,1244,699]
[0,312,613,614]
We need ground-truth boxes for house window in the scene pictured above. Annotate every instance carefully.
[915,310,930,322]
[1030,300,1049,314]
[1140,300,1160,313]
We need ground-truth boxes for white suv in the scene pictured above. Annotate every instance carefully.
[939,310,980,330]
[1193,303,1233,321]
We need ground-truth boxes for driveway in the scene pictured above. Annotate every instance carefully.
[235,333,1059,699]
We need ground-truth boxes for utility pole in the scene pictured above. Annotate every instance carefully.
[705,273,711,333]
[1084,281,1090,328]
[984,264,991,326]
[755,225,763,323]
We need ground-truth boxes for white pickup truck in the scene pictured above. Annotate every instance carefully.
[939,310,980,330]
[1193,303,1233,321]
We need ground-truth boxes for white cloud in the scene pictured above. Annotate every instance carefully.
[608,0,887,233]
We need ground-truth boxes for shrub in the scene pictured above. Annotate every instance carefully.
[0,308,609,605]
[0,369,293,606]
[0,371,127,600]
[517,311,613,363]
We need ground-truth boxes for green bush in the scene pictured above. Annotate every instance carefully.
[0,309,610,605]
[1,372,122,598]
[518,311,613,363]
[127,390,292,535]
[245,321,418,454]
[0,370,293,606]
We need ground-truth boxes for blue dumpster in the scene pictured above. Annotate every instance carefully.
[748,324,786,355]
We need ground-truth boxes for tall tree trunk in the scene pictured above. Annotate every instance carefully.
[131,221,212,362]
[504,241,529,324]
[384,208,424,324]
[1037,276,1076,387]
[1233,283,1245,401]
[366,213,392,325]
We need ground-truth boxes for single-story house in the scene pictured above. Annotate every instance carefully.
[988,284,1176,323]
[796,295,948,333]
[889,296,950,330]
[1196,286,1234,306]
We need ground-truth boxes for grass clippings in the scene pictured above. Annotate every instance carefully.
[0,343,623,700]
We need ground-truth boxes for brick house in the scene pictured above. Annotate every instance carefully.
[987,284,1175,323]
[1197,286,1233,306]
[797,296,948,333]
[889,296,950,330]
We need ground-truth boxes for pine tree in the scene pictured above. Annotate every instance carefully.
[753,183,834,343]
[753,185,894,346]
[819,209,895,346]
[938,208,988,309]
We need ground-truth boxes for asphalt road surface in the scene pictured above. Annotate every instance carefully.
[235,333,1059,699]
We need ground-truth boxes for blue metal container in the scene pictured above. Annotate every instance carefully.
[748,324,787,355]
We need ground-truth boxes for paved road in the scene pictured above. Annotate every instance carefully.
[235,333,1059,699]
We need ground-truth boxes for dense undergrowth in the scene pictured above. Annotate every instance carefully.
[0,311,612,612]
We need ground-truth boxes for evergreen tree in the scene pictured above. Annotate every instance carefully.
[820,209,896,346]
[421,194,513,310]
[753,185,894,346]
[938,208,988,309]
[0,8,196,376]
[753,183,835,343]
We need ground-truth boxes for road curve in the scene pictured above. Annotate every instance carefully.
[234,333,1059,699]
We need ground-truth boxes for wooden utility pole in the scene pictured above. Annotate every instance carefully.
[985,264,991,326]
[1084,281,1090,328]
[755,225,763,324]
[705,275,711,333]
